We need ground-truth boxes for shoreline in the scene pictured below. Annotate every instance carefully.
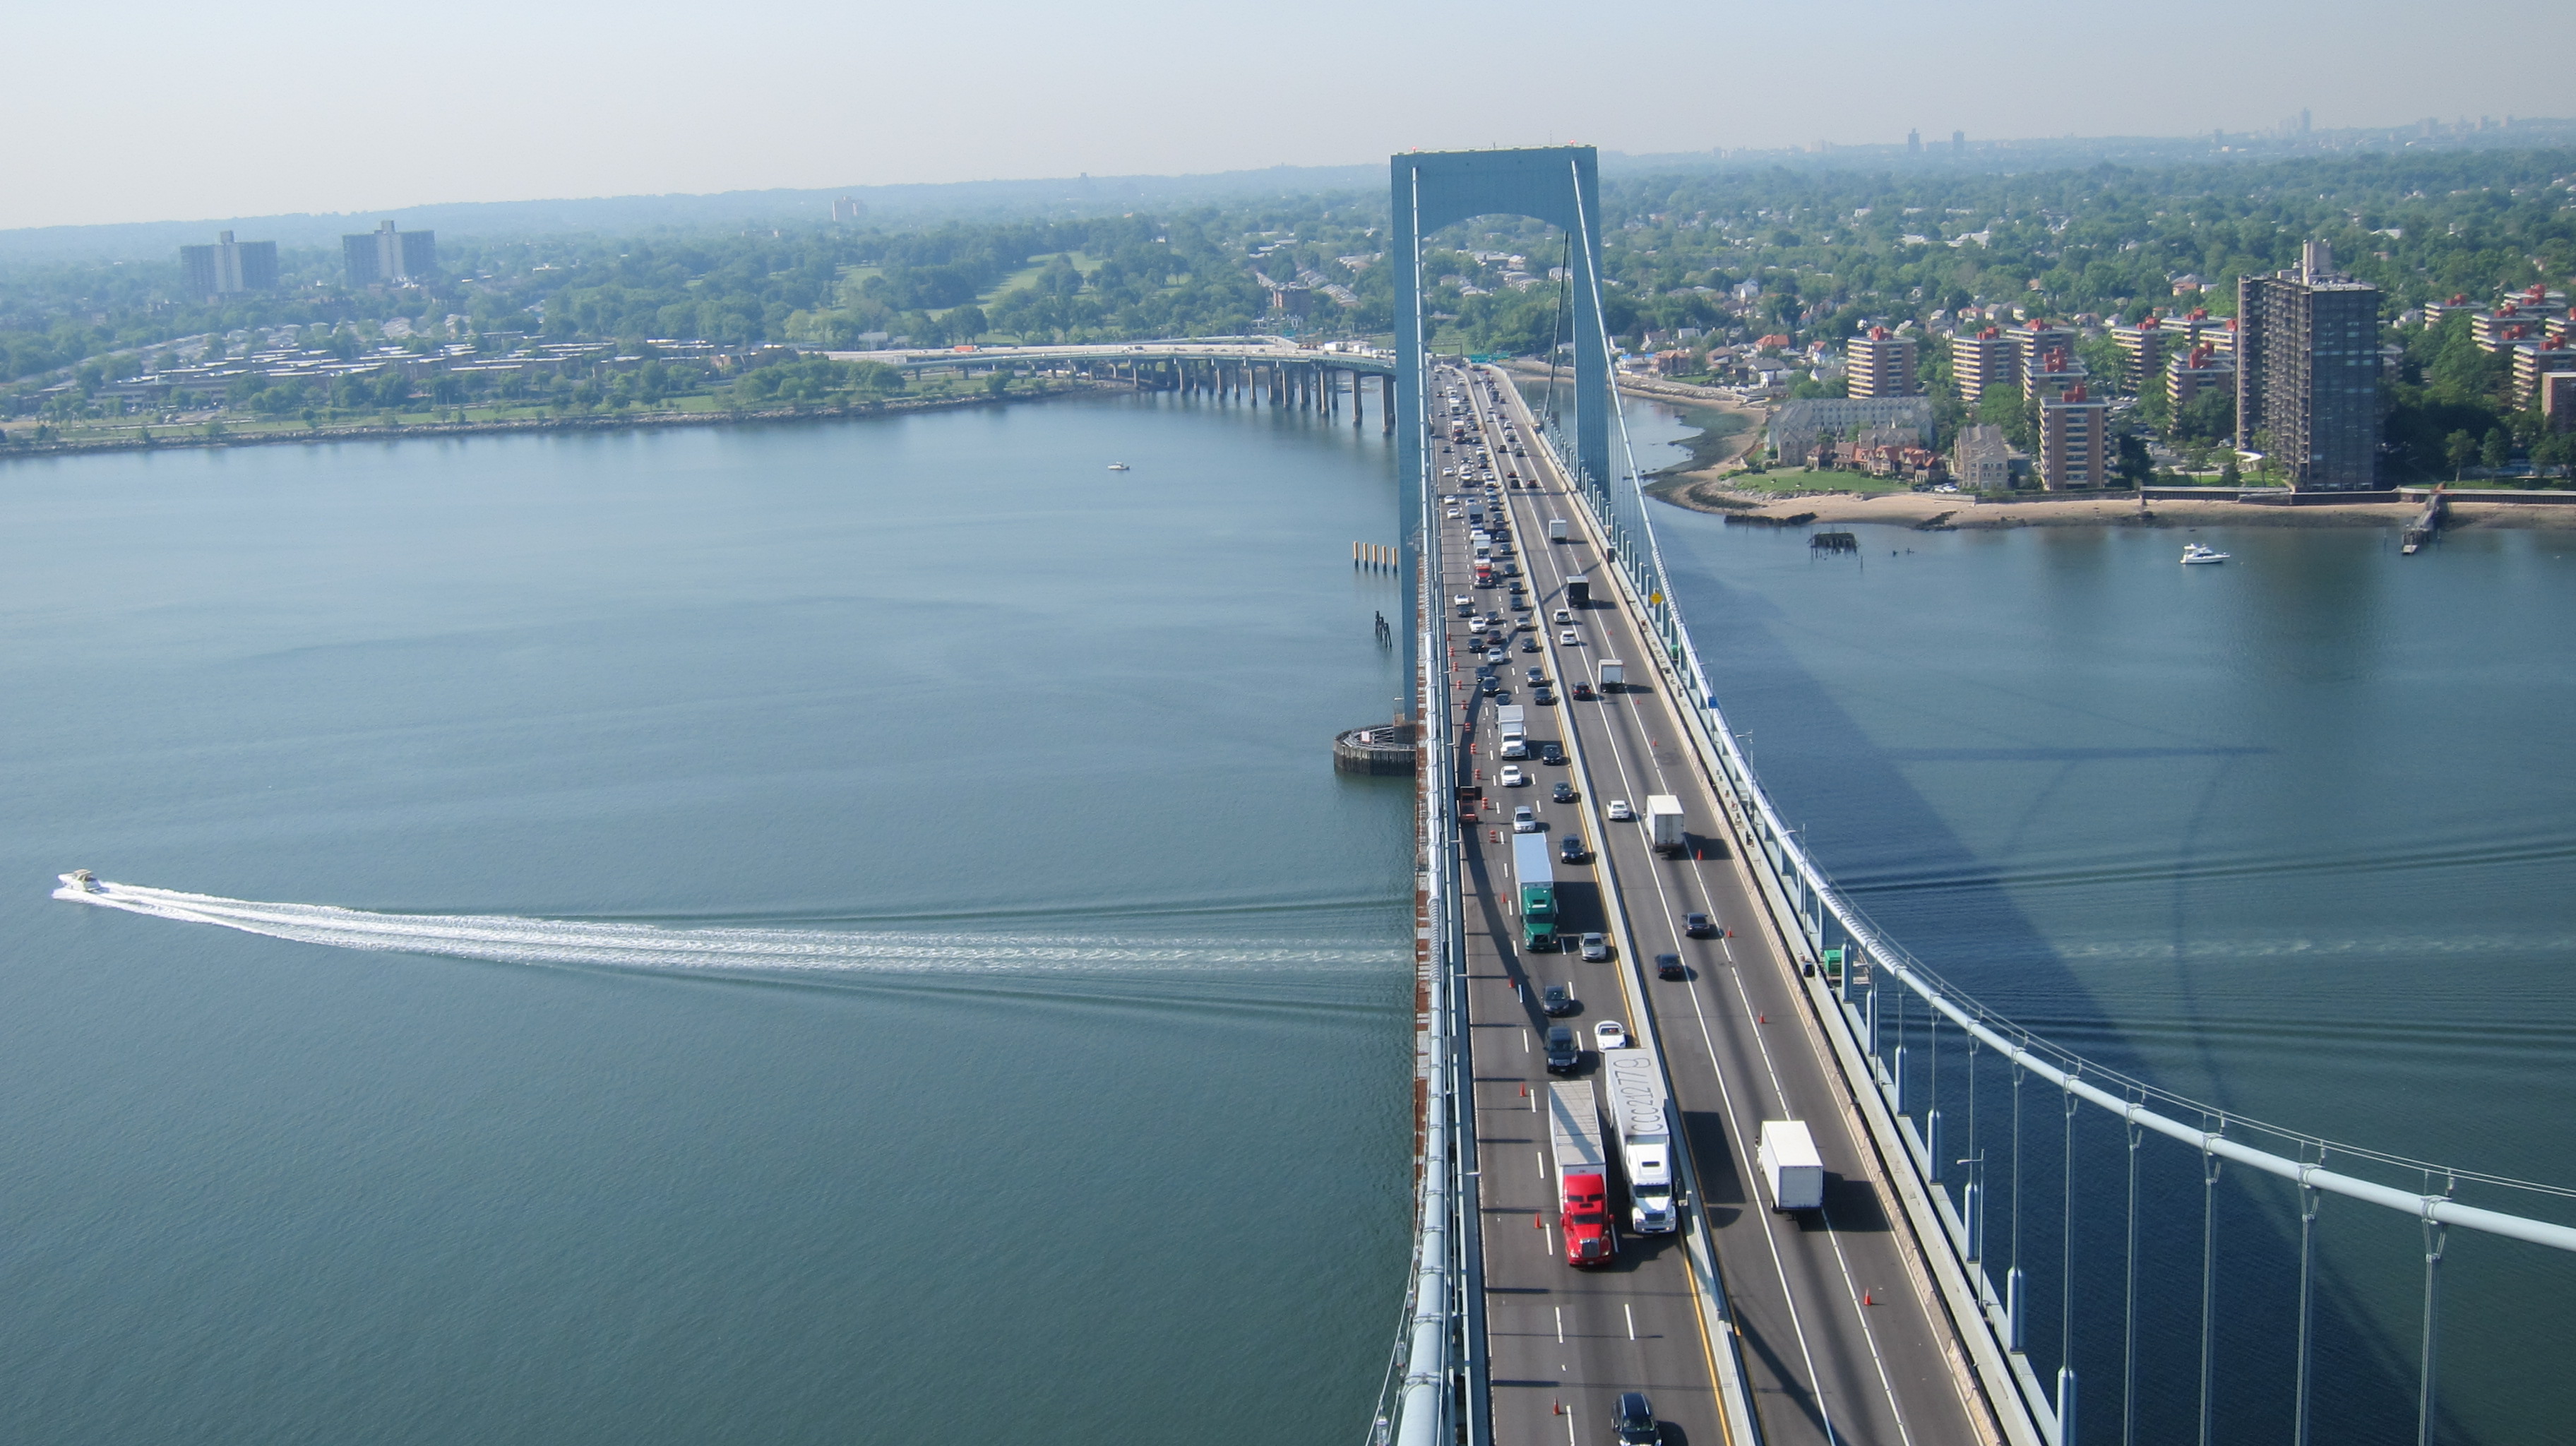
[1652,477,2576,531]
[0,380,1127,462]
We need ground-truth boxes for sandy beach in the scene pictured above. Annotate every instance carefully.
[1652,477,2576,532]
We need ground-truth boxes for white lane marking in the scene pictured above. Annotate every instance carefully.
[1626,1302,1638,1341]
[1500,408,1848,1446]
[1556,1305,1566,1344]
[1495,369,1916,1445]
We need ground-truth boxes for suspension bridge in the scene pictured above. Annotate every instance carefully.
[1370,146,2576,1446]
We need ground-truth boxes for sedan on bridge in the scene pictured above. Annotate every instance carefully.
[1542,984,1578,1017]
[1594,1020,1628,1051]
[1561,629,1581,645]
[1684,912,1717,938]
[1606,800,1634,822]
[1512,806,1541,833]
[1498,765,1528,788]
[1579,933,1613,962]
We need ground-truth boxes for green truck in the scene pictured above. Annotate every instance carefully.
[1513,831,1558,950]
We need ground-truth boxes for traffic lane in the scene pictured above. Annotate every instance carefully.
[1535,546,1975,1446]
[1573,650,1972,1446]
[1560,590,1935,1443]
[1443,465,1727,1446]
[1464,928,1724,1443]
[1484,390,1972,1446]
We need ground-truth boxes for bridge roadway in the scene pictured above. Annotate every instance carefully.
[818,337,1394,373]
[1440,362,1993,1446]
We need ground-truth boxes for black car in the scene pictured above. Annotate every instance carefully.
[1570,683,1595,700]
[1683,912,1717,938]
[1559,835,1587,864]
[1551,781,1577,803]
[1524,667,1546,686]
[1614,1391,1660,1445]
[1539,743,1566,765]
[1542,983,1578,1016]
[1533,688,1556,705]
[1520,637,1539,652]
[1544,1025,1581,1075]
[1655,953,1687,981]
[1480,676,1499,695]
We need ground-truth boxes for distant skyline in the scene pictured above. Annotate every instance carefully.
[9,0,2570,232]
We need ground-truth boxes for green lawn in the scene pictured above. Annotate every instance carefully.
[1731,468,1914,496]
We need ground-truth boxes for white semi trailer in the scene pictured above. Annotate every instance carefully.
[1600,1048,1678,1233]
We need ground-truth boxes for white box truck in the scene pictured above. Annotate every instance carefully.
[1646,795,1686,855]
[1549,518,1569,542]
[1496,704,1528,759]
[1602,1048,1679,1233]
[1758,1120,1825,1212]
[1596,659,1623,691]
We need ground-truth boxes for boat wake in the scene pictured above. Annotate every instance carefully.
[50,876,1395,977]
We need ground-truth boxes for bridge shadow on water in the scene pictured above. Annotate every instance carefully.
[1662,555,2455,1445]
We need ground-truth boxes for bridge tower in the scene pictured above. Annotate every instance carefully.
[1390,146,1611,719]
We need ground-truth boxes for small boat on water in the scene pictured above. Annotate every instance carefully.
[1107,462,1131,472]
[58,869,102,894]
[2181,544,2230,565]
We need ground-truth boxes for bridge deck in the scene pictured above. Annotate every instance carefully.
[1445,363,1996,1446]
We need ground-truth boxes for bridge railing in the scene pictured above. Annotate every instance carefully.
[1520,356,2576,1445]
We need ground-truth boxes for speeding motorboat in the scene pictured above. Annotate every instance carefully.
[2181,544,2230,565]
[58,869,102,894]
[1106,462,1131,472]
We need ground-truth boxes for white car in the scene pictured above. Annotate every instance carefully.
[1606,800,1635,822]
[1512,806,1541,833]
[1594,1020,1628,1051]
[1499,765,1529,787]
[1560,629,1580,645]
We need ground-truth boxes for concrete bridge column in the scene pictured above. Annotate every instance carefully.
[1382,374,1395,435]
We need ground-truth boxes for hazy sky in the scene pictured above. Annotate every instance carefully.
[9,0,2565,231]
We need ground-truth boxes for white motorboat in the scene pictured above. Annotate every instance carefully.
[57,869,102,894]
[1106,462,1131,472]
[2181,544,2230,565]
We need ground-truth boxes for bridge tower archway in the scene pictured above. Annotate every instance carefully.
[1390,146,1609,719]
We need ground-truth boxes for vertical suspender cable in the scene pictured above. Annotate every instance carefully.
[2198,1125,2222,1446]
[2121,1113,2141,1446]
[2294,1167,2320,1446]
[2058,1082,2080,1446]
[2008,1061,2027,1353]
[1928,1010,1943,1183]
[2419,1193,2447,1446]
[1964,1036,1984,1262]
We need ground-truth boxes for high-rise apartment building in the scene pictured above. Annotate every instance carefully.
[2167,345,2235,412]
[2038,385,2111,489]
[2510,343,2576,407]
[179,230,278,299]
[2236,241,2381,491]
[2016,321,2077,397]
[342,220,437,286]
[2109,316,2169,392]
[1950,328,2017,404]
[1845,328,1920,398]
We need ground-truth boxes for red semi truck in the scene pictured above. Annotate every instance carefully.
[1547,1081,1615,1266]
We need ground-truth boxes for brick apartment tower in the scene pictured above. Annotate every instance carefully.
[2236,241,2381,490]
[1846,328,1920,398]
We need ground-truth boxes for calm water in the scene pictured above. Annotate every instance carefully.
[13,386,2572,1444]
[1655,508,2576,1444]
[0,397,1417,1445]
